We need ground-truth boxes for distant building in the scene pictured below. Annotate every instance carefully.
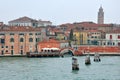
[98,6,104,24]
[73,30,88,45]
[106,30,120,46]
[38,20,52,27]
[8,16,38,27]
[8,16,52,27]
[87,30,103,45]
[0,22,4,26]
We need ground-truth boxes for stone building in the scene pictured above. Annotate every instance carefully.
[38,20,52,27]
[106,30,120,46]
[98,6,104,24]
[9,16,38,27]
[8,16,52,27]
[0,26,41,55]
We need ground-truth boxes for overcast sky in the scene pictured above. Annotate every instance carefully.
[0,0,119,25]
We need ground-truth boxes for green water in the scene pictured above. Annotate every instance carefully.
[0,56,120,80]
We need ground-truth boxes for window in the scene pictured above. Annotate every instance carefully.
[6,46,8,48]
[19,33,24,35]
[0,33,5,35]
[20,50,23,55]
[10,33,14,35]
[1,50,4,55]
[118,35,120,39]
[36,38,38,42]
[118,42,120,46]
[29,33,33,35]
[11,46,14,49]
[20,46,23,49]
[6,50,8,53]
[37,33,41,35]
[95,36,97,38]
[110,35,112,39]
[35,33,41,35]
[20,38,24,42]
[113,42,115,45]
[10,38,14,42]
[11,50,14,55]
[29,38,33,42]
[1,39,5,43]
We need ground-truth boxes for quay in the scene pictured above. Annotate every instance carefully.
[26,52,61,57]
[83,53,120,56]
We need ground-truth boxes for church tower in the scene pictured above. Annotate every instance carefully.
[98,6,104,24]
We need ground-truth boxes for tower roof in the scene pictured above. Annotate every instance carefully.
[99,5,103,11]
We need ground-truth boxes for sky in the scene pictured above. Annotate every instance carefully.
[0,0,119,25]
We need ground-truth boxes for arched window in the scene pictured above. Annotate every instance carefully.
[20,38,24,42]
[29,38,33,42]
[10,38,14,42]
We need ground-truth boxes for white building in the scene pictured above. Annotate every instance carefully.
[9,16,52,27]
[38,20,52,27]
[9,16,38,27]
[106,30,120,46]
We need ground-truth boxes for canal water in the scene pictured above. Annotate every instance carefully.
[0,56,120,80]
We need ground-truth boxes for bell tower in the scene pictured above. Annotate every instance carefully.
[98,6,104,24]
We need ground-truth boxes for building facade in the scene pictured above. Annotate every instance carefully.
[106,30,120,46]
[9,16,38,27]
[98,6,104,24]
[38,20,52,27]
[37,39,60,52]
[0,26,41,55]
[73,31,88,45]
[9,16,52,27]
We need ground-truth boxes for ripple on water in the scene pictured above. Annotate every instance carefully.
[0,56,120,80]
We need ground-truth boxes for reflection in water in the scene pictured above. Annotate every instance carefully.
[71,70,79,74]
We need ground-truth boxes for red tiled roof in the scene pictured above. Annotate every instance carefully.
[60,22,112,28]
[108,30,120,33]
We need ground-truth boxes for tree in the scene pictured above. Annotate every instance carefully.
[69,29,74,41]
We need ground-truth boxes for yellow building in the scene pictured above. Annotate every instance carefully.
[73,31,88,45]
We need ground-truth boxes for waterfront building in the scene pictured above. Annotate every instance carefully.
[106,30,120,46]
[87,30,103,45]
[37,38,69,52]
[59,40,69,48]
[37,39,60,52]
[73,30,88,45]
[0,26,41,55]
[98,6,104,24]
[56,32,68,41]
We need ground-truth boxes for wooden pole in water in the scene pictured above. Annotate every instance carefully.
[72,57,79,70]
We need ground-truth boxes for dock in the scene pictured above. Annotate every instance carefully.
[27,52,61,57]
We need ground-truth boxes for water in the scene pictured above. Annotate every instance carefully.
[0,56,120,80]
